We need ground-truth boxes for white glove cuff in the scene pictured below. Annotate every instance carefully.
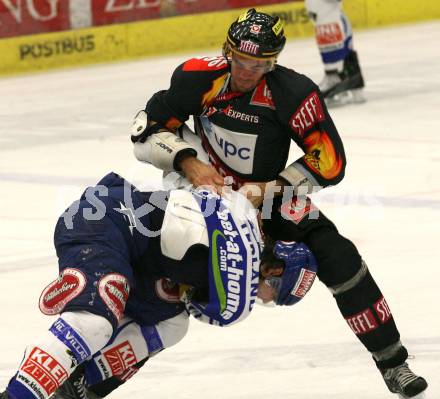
[133,131,197,171]
[279,162,320,194]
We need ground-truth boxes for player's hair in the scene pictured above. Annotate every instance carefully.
[261,237,285,271]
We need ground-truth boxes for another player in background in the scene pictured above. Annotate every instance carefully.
[130,8,427,398]
[0,172,317,399]
[305,0,365,106]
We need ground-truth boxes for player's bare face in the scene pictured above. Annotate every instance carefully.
[230,53,272,93]
[256,263,284,306]
[257,278,278,305]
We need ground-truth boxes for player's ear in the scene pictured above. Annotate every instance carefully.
[261,264,283,278]
[268,267,283,277]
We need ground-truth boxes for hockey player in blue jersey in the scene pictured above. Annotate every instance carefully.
[305,0,365,106]
[0,172,318,399]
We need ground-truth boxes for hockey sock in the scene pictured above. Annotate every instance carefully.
[330,264,403,354]
[6,312,112,399]
[87,358,149,398]
[82,320,154,388]
[372,341,408,370]
[61,312,189,398]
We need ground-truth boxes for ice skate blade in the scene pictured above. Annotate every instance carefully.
[325,89,366,108]
[397,392,426,399]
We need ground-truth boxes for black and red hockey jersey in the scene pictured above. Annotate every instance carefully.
[146,56,346,189]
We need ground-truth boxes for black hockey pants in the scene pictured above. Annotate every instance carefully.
[262,195,408,368]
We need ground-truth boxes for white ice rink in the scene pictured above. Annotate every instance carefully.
[1,20,439,399]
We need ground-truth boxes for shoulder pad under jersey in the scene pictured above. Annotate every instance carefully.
[160,190,208,260]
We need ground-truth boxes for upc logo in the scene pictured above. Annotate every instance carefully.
[200,118,257,174]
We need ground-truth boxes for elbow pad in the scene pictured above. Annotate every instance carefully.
[279,162,320,194]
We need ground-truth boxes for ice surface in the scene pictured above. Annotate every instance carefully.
[1,21,439,399]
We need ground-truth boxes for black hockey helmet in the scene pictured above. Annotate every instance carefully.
[223,8,286,60]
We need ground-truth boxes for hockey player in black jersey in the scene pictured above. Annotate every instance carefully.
[130,8,427,398]
[0,172,318,399]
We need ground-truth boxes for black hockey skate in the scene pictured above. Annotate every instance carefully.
[320,50,365,107]
[381,362,428,398]
[51,367,100,399]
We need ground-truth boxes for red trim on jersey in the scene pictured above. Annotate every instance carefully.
[164,117,182,130]
[213,91,244,103]
[250,78,275,109]
[182,57,229,72]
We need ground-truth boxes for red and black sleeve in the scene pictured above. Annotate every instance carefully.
[271,66,346,188]
[146,56,230,131]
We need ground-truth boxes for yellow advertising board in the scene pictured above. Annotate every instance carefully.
[0,0,439,76]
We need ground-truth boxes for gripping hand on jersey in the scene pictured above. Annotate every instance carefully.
[239,180,286,209]
[179,156,225,193]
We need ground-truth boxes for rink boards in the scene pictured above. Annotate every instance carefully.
[0,0,439,76]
